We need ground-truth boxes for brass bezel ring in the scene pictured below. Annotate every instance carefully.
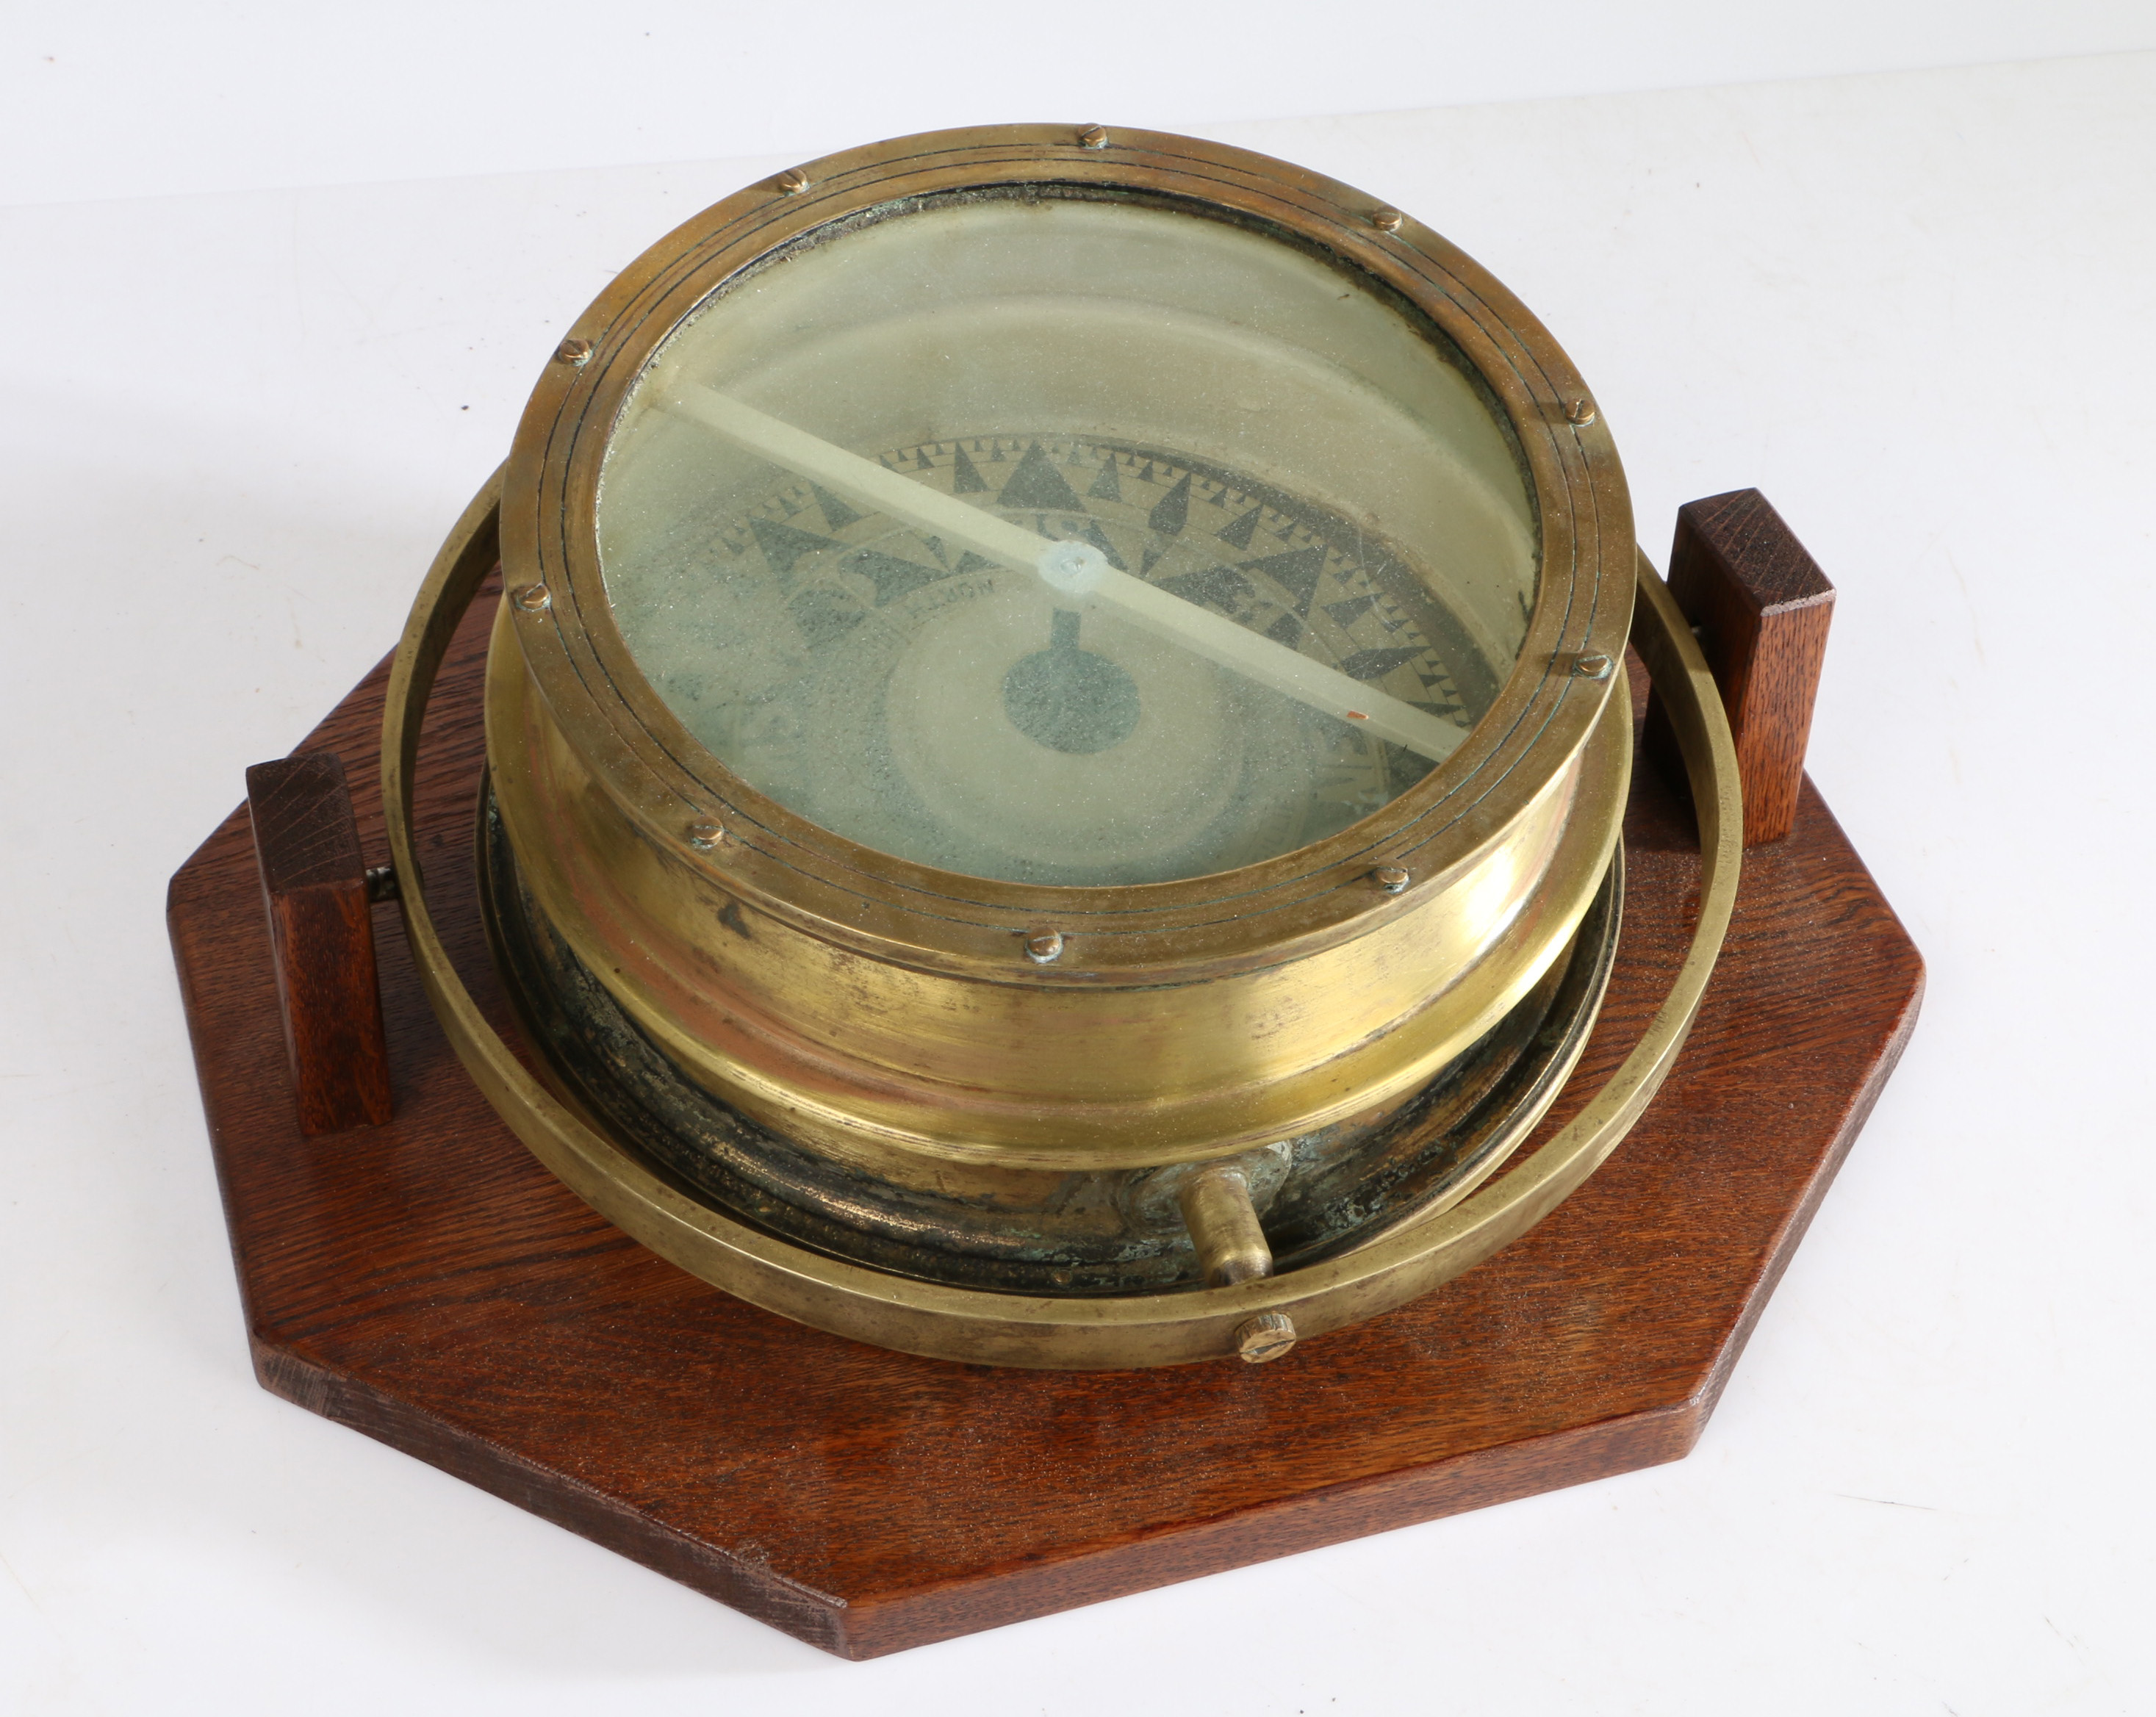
[384,472,1742,1370]
[496,123,1637,979]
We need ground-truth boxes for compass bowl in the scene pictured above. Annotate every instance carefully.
[472,123,1645,1347]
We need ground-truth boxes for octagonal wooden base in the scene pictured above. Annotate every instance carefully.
[168,579,1923,1660]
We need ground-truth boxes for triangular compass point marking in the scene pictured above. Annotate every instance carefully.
[748,515,837,579]
[1078,520,1126,571]
[998,441,1085,511]
[1147,472,1193,539]
[841,547,941,607]
[1337,645,1428,683]
[1158,566,1253,613]
[811,484,863,532]
[1239,544,1326,616]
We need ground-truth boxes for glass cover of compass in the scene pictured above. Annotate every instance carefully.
[595,192,1537,887]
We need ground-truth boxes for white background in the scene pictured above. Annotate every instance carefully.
[4,6,2154,1713]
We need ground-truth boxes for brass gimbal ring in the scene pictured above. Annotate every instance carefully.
[384,470,1741,1369]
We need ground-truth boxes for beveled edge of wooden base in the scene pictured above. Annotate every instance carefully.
[249,1336,860,1652]
[247,1321,1708,1660]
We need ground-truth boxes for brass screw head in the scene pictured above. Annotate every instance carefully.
[1235,1312,1297,1364]
[1566,395,1598,426]
[555,337,592,367]
[1371,207,1404,232]
[512,583,551,613]
[685,820,727,852]
[1079,124,1109,148]
[775,168,810,194]
[1573,652,1614,681]
[1023,930,1066,964]
[1370,865,1410,895]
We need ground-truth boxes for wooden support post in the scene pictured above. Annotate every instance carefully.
[1650,489,1836,846]
[245,752,392,1134]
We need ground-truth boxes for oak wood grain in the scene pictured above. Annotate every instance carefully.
[169,573,1922,1660]
[244,752,392,1134]
[1650,488,1836,845]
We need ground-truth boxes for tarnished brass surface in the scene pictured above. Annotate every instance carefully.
[1179,1166,1274,1286]
[383,475,1739,1367]
[479,782,1624,1295]
[381,129,1737,1365]
[484,124,1637,1176]
[488,616,1628,1172]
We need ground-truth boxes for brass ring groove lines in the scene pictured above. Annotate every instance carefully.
[383,477,1739,1368]
[497,129,1631,970]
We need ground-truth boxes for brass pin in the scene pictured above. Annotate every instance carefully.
[1370,865,1410,895]
[1179,1165,1273,1287]
[1023,930,1066,964]
[555,337,592,367]
[1371,207,1404,232]
[513,583,551,613]
[775,168,810,195]
[1079,125,1109,148]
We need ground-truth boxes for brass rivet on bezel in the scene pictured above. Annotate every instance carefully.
[1370,206,1404,232]
[1573,652,1614,681]
[775,168,811,195]
[1022,930,1066,964]
[1566,395,1598,426]
[555,337,592,367]
[512,583,551,613]
[685,820,727,852]
[1078,124,1109,148]
[1235,1312,1297,1364]
[1370,865,1410,895]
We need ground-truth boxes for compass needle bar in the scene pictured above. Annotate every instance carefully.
[664,387,1467,764]
[664,389,1052,572]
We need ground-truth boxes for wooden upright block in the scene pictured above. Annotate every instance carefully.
[1657,489,1836,846]
[245,752,392,1135]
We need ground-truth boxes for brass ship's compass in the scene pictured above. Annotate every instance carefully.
[381,125,1742,1367]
